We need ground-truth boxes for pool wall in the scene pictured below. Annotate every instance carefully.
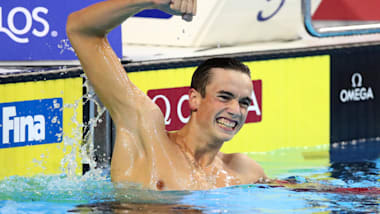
[126,55,331,153]
[0,69,83,179]
[1,43,380,178]
[90,43,380,168]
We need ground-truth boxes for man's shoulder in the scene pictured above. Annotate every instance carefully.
[219,152,267,183]
[219,152,261,171]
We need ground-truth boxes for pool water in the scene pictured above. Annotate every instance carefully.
[0,147,379,214]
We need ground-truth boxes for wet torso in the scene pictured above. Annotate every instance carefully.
[111,126,245,190]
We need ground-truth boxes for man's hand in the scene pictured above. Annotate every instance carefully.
[153,0,197,22]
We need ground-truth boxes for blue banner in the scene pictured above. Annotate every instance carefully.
[0,1,122,61]
[0,98,63,148]
[134,9,172,19]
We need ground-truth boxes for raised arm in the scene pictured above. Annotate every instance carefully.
[66,0,196,127]
[67,0,196,183]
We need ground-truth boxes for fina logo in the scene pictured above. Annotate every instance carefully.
[339,73,375,103]
[0,98,63,149]
[0,6,56,44]
[2,106,45,144]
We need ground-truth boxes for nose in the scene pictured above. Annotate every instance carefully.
[227,100,241,117]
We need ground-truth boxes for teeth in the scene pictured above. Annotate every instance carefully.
[217,118,236,128]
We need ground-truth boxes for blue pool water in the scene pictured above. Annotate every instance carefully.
[0,147,379,214]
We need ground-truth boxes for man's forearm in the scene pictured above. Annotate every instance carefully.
[67,0,156,37]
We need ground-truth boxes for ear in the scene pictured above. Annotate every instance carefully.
[188,88,201,112]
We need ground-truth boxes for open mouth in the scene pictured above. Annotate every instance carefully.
[216,117,238,131]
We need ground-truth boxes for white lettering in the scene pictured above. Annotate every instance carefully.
[0,6,50,44]
[247,91,261,116]
[347,90,355,101]
[354,88,360,101]
[8,7,32,35]
[340,87,375,103]
[351,73,362,88]
[0,7,28,43]
[340,90,346,102]
[2,106,16,144]
[14,117,20,143]
[32,7,49,37]
[152,89,262,127]
[367,87,374,100]
[340,73,375,103]
[177,95,190,123]
[152,95,171,125]
[34,115,45,141]
[360,88,367,100]
[1,106,46,144]
[20,116,34,142]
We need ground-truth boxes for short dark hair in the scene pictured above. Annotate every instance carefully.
[191,57,251,97]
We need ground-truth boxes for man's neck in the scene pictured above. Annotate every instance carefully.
[172,122,224,168]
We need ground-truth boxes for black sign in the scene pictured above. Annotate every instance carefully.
[330,46,380,161]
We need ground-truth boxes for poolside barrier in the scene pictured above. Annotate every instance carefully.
[1,43,380,178]
[0,69,83,179]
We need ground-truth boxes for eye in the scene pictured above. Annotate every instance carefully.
[239,100,251,108]
[218,95,231,101]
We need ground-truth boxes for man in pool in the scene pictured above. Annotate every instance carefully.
[67,0,267,190]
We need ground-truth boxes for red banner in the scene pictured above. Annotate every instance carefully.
[147,80,262,131]
[313,0,380,21]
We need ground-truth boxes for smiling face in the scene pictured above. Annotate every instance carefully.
[191,68,253,142]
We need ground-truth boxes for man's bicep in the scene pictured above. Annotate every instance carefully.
[70,34,144,118]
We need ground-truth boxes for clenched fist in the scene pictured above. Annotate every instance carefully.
[152,0,197,21]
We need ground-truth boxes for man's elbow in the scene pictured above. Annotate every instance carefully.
[66,13,81,39]
[66,12,94,36]
[66,12,98,46]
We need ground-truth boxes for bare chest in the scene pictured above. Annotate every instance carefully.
[150,150,242,190]
[116,130,243,190]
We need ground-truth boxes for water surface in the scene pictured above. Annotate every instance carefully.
[0,148,379,213]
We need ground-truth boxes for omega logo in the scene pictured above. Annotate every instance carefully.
[351,73,362,87]
[340,73,375,103]
[152,94,190,125]
[148,82,262,131]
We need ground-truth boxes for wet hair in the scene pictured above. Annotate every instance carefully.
[191,57,251,97]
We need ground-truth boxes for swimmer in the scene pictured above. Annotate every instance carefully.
[67,0,267,190]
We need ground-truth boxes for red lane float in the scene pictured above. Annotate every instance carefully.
[260,180,380,195]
